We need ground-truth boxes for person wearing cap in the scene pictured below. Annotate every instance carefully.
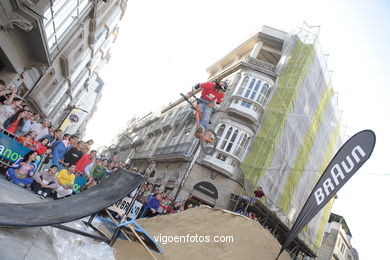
[187,79,228,134]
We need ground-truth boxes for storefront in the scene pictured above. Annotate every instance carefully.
[186,181,219,208]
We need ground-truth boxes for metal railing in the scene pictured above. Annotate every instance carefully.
[153,141,197,158]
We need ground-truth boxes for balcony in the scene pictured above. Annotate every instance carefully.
[153,140,198,161]
[137,116,160,131]
[228,98,261,123]
[202,152,238,178]
[228,95,266,124]
[243,56,276,76]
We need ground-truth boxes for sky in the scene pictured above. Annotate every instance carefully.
[85,0,390,258]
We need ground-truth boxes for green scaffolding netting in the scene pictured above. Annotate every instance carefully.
[240,30,343,252]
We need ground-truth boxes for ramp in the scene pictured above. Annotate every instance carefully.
[0,168,144,227]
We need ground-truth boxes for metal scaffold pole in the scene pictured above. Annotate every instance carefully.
[172,142,201,204]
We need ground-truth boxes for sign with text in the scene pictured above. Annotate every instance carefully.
[0,132,43,168]
[108,196,143,218]
[194,181,218,199]
[276,130,376,259]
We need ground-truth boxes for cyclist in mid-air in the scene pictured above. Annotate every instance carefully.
[187,79,228,135]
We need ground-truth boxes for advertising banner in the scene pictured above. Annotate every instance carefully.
[0,132,43,168]
[276,130,376,259]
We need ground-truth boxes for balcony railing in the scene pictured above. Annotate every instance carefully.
[244,56,276,75]
[153,140,198,159]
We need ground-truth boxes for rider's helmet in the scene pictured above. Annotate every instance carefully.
[215,80,228,92]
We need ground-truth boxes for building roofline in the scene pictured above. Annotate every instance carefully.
[206,25,287,73]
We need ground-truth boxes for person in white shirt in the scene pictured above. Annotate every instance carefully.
[30,117,51,140]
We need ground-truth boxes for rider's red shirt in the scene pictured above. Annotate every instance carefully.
[200,82,224,103]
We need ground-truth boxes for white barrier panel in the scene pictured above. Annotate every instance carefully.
[108,197,143,218]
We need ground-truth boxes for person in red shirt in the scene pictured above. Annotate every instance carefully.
[254,187,265,199]
[75,150,97,176]
[3,109,28,137]
[188,79,228,132]
[36,138,49,155]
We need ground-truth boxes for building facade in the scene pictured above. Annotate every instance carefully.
[317,213,358,260]
[0,0,127,136]
[109,25,343,258]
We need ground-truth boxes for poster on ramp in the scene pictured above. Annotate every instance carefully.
[276,129,376,259]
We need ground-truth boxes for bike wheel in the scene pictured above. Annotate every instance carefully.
[200,129,218,155]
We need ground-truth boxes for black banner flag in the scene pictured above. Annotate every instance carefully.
[276,129,376,259]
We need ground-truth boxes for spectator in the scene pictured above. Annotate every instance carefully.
[85,156,101,177]
[90,158,108,183]
[47,128,63,148]
[106,160,117,174]
[0,81,18,106]
[63,140,83,166]
[18,132,36,149]
[52,134,77,168]
[54,164,76,199]
[75,150,97,191]
[3,109,28,137]
[86,139,94,152]
[0,96,23,128]
[19,109,34,136]
[80,141,89,154]
[33,112,41,124]
[145,193,162,217]
[76,150,97,175]
[254,187,265,199]
[32,165,59,199]
[30,117,51,140]
[6,150,38,188]
[36,137,49,155]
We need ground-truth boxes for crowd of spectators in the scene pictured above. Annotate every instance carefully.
[0,78,128,199]
[133,183,196,219]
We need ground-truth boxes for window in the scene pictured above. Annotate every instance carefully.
[215,123,252,160]
[44,0,91,53]
[178,127,192,144]
[341,243,345,253]
[235,75,273,108]
[234,133,251,159]
[45,80,68,113]
[236,76,249,96]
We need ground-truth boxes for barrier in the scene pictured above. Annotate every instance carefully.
[0,130,43,170]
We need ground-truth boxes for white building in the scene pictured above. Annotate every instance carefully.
[0,0,128,136]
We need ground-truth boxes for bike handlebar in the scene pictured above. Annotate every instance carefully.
[180,93,199,110]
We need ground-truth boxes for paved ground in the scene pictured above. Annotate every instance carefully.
[0,175,58,260]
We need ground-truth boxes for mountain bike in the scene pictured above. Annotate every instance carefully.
[180,93,218,155]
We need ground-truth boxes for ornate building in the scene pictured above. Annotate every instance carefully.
[109,25,343,258]
[0,0,127,136]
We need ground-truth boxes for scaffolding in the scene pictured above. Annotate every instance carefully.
[240,25,343,253]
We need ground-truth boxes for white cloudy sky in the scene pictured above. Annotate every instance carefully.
[85,0,390,258]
